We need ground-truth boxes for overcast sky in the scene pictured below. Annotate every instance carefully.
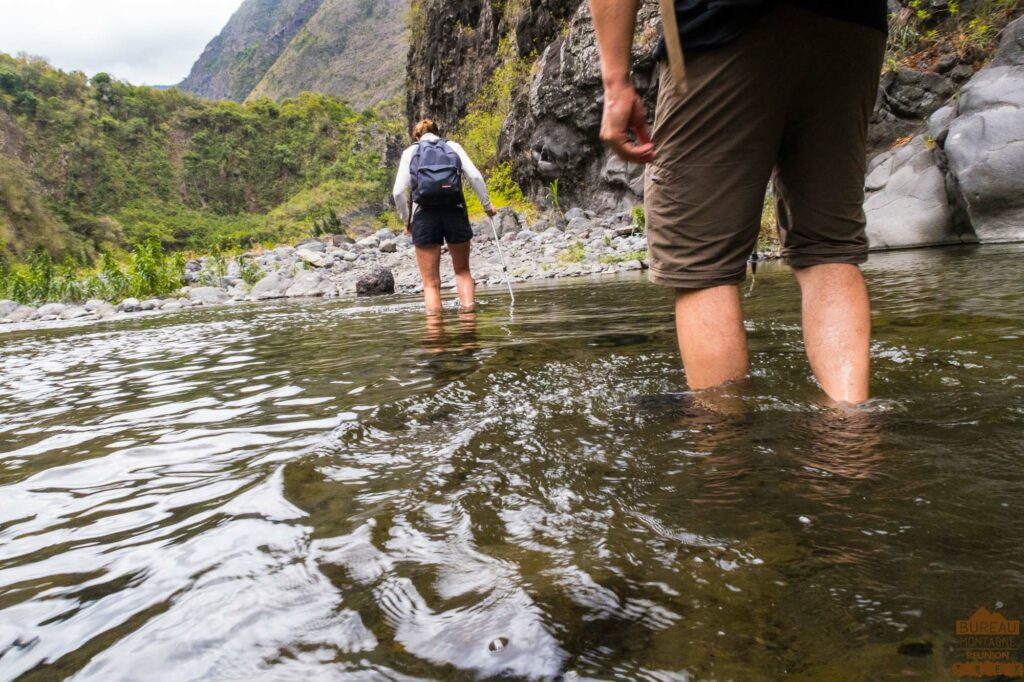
[0,0,244,86]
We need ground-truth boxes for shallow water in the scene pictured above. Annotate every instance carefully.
[1,244,1022,681]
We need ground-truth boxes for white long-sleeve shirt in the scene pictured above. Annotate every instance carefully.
[392,133,493,224]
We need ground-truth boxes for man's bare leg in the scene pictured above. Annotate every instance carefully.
[415,245,444,315]
[675,285,749,390]
[793,263,871,404]
[448,241,476,312]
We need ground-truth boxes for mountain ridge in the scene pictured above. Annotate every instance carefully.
[179,0,406,110]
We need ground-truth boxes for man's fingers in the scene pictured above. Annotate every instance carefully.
[631,106,653,148]
[607,133,655,164]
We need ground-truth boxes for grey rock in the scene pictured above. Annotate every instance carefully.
[251,272,294,301]
[37,303,67,318]
[0,300,18,317]
[342,251,358,262]
[492,207,523,237]
[563,207,585,222]
[356,266,395,296]
[295,248,328,268]
[600,154,645,196]
[566,217,591,233]
[60,306,89,320]
[943,22,1024,243]
[188,287,229,305]
[880,67,956,120]
[515,230,535,241]
[294,238,326,252]
[93,302,117,318]
[356,236,379,248]
[5,305,36,322]
[864,136,962,249]
[374,229,394,242]
[161,299,183,311]
[379,239,397,253]
[118,298,141,313]
[286,270,336,298]
[140,299,160,311]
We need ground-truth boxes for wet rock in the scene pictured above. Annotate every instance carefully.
[37,303,67,318]
[189,287,229,305]
[251,272,294,300]
[864,136,963,249]
[942,17,1024,243]
[118,298,141,313]
[356,266,395,296]
[286,270,336,298]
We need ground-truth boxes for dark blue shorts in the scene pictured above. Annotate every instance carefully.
[411,205,473,246]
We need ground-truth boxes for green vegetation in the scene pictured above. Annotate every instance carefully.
[632,207,645,233]
[558,241,586,265]
[600,249,647,265]
[886,0,1021,69]
[0,53,404,265]
[0,240,184,305]
[759,191,779,252]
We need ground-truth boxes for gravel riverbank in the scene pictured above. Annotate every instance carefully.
[0,208,687,330]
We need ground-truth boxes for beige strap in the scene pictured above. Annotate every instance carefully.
[659,0,688,93]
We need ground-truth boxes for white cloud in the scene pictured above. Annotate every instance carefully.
[0,0,244,85]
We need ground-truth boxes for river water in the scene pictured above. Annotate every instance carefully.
[1,244,1022,680]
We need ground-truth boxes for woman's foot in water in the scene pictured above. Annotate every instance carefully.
[459,301,478,314]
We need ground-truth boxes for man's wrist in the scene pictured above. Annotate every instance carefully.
[602,71,633,89]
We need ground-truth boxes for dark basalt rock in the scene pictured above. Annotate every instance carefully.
[356,267,395,296]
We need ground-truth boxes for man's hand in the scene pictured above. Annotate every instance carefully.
[485,205,497,218]
[600,78,654,164]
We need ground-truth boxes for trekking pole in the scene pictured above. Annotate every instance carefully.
[659,0,689,93]
[487,216,516,306]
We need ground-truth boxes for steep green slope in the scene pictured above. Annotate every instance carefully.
[0,53,404,261]
[248,0,407,109]
[178,0,322,102]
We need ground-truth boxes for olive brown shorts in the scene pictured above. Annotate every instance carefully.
[644,3,887,289]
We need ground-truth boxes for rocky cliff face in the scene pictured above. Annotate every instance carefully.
[406,0,577,128]
[866,17,1024,248]
[409,1,1022,216]
[180,0,407,110]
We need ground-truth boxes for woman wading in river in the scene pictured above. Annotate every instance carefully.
[392,119,496,314]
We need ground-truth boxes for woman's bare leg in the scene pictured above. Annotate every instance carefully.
[448,241,476,311]
[415,245,444,314]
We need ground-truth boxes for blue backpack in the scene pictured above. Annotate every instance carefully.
[410,138,464,208]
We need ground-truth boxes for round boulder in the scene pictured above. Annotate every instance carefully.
[356,267,395,296]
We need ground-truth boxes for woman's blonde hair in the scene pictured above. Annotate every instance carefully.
[413,119,440,141]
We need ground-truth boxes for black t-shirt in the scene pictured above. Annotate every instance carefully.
[667,0,888,52]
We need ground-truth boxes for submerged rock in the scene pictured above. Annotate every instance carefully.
[356,266,395,296]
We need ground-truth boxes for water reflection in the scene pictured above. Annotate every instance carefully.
[1,245,1023,679]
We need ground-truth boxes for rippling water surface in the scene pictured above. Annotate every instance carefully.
[1,244,1022,680]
